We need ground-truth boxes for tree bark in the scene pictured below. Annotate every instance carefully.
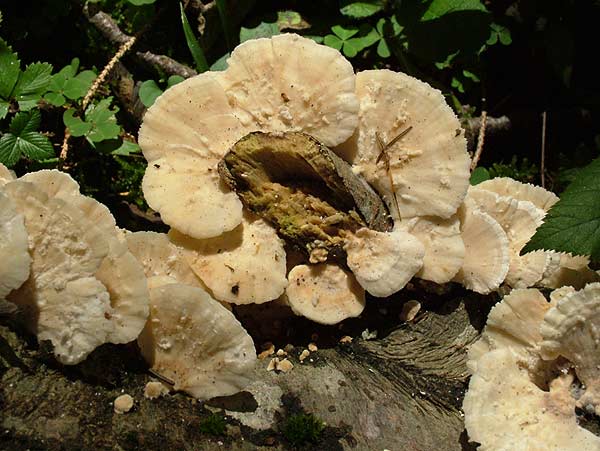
[0,289,491,450]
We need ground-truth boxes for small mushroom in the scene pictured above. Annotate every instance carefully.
[466,288,551,375]
[285,263,365,325]
[114,394,134,414]
[340,70,471,220]
[0,190,30,300]
[169,213,287,304]
[401,216,465,284]
[467,187,547,288]
[453,197,509,294]
[137,283,256,400]
[344,227,424,297]
[463,348,600,450]
[541,282,600,415]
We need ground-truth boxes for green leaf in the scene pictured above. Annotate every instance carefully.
[523,157,600,261]
[44,92,66,106]
[215,0,234,50]
[13,62,53,98]
[180,3,209,72]
[85,98,121,142]
[323,34,343,51]
[112,140,141,156]
[0,100,9,120]
[421,0,488,22]
[470,167,490,185]
[0,38,20,99]
[462,69,480,82]
[331,25,359,40]
[9,109,41,136]
[240,22,280,42]
[377,38,391,58]
[63,109,92,137]
[210,53,230,71]
[139,80,163,108]
[166,75,185,89]
[0,134,20,167]
[277,10,308,30]
[63,70,96,100]
[16,132,54,161]
[340,1,384,18]
[127,0,156,5]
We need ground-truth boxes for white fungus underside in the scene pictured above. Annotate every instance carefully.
[0,191,30,300]
[138,283,256,400]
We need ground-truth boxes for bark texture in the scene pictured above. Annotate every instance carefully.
[0,288,491,451]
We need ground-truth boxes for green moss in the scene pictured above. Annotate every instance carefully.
[282,413,325,446]
[199,413,227,436]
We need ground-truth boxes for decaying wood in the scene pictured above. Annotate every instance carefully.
[219,132,393,260]
[0,289,490,450]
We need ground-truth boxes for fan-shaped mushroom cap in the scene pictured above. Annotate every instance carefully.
[340,69,470,220]
[0,191,30,300]
[539,252,600,289]
[0,163,16,186]
[401,216,465,284]
[139,34,358,240]
[467,288,551,374]
[18,170,149,345]
[344,226,424,297]
[169,214,287,305]
[285,263,365,325]
[541,282,600,415]
[125,231,203,287]
[463,348,600,451]
[453,198,510,294]
[476,177,559,211]
[221,34,359,146]
[138,283,256,400]
[4,180,114,364]
[468,187,547,288]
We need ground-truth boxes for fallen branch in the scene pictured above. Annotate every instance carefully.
[462,115,511,153]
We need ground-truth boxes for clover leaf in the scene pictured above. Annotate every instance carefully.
[63,97,121,143]
[45,58,96,107]
[0,110,54,167]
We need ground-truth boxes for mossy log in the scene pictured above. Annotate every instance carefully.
[0,286,492,451]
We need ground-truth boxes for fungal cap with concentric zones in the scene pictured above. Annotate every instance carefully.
[476,177,559,212]
[344,226,424,297]
[342,69,470,220]
[285,263,365,325]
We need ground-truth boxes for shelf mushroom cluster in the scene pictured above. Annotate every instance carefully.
[463,283,600,450]
[138,33,596,326]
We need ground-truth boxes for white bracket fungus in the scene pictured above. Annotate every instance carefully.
[0,190,30,300]
[138,283,256,400]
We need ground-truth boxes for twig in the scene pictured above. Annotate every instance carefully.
[470,110,487,172]
[540,111,547,188]
[82,36,137,111]
[463,115,510,152]
[84,8,197,78]
[59,129,71,161]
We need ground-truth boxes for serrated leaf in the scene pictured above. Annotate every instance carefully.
[0,38,20,99]
[63,109,92,136]
[331,25,359,40]
[139,80,163,107]
[9,109,41,136]
[13,62,53,98]
[16,132,54,161]
[0,100,8,119]
[0,134,20,167]
[469,167,490,185]
[523,157,600,261]
[240,22,280,42]
[421,0,488,21]
[340,1,384,18]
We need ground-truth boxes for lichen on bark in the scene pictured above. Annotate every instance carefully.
[218,132,392,261]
